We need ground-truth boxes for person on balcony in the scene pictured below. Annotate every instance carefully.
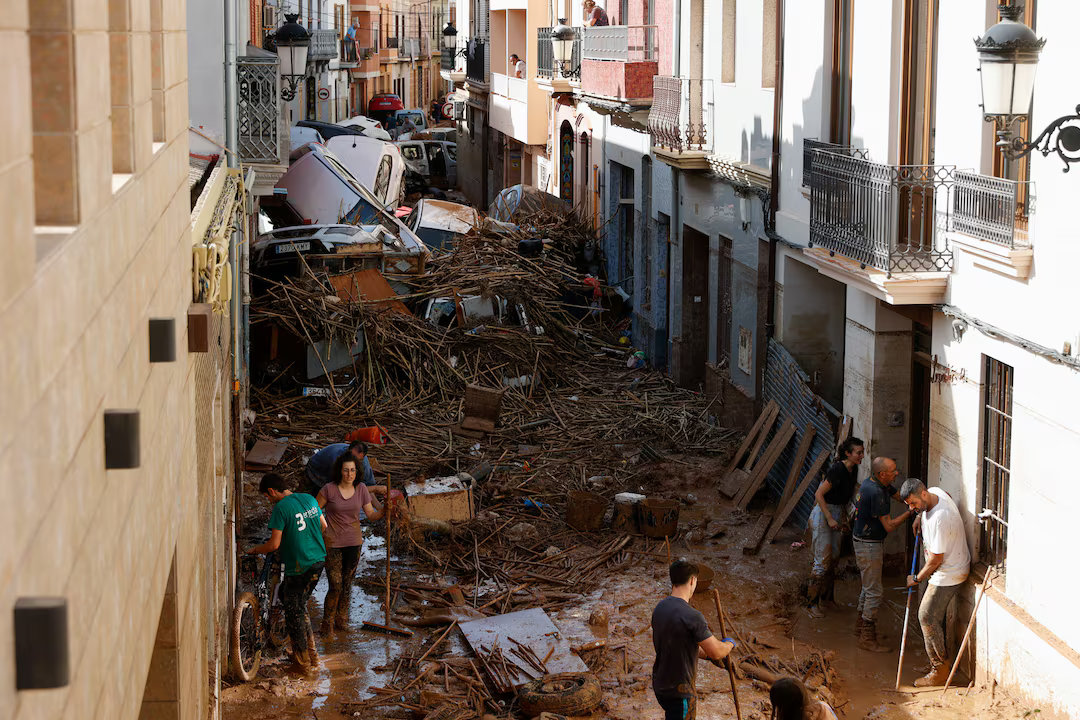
[510,53,526,78]
[583,0,609,27]
[345,19,359,63]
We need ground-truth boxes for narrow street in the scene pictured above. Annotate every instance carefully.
[223,455,1042,719]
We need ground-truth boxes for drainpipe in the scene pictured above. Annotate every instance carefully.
[668,0,681,369]
[766,0,784,340]
[225,0,238,169]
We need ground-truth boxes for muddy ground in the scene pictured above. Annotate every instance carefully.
[222,456,1054,720]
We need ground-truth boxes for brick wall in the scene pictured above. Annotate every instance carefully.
[1,1,233,718]
[580,59,657,101]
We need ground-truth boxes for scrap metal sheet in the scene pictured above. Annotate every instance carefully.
[459,608,588,686]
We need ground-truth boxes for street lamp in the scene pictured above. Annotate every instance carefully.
[976,4,1080,171]
[275,14,311,101]
[442,21,458,55]
[551,20,578,79]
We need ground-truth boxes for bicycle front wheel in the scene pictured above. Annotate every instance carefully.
[230,592,262,682]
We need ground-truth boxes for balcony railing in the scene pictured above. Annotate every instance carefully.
[493,73,528,102]
[806,145,954,274]
[537,26,582,80]
[386,37,399,49]
[952,172,1032,248]
[648,76,713,153]
[802,140,868,187]
[466,38,488,83]
[236,56,281,164]
[309,29,339,61]
[582,25,657,62]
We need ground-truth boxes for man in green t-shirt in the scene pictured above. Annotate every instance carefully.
[246,473,327,668]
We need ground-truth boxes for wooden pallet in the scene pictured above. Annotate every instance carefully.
[733,421,795,509]
[760,448,831,548]
[718,401,778,498]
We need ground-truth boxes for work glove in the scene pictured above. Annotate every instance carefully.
[722,637,737,649]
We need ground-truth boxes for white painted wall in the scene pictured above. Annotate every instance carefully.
[188,0,227,155]
[705,0,776,170]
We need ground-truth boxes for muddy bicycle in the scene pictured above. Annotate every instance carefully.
[230,551,288,682]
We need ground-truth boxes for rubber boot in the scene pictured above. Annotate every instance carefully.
[854,614,867,637]
[913,664,949,687]
[319,602,335,635]
[306,625,320,668]
[821,568,839,609]
[288,639,309,669]
[858,620,891,653]
[334,604,350,631]
[806,576,825,618]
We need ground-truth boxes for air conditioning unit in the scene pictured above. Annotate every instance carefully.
[262,4,275,29]
[453,102,465,121]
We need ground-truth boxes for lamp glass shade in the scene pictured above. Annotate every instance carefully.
[279,43,309,78]
[552,22,576,64]
[979,55,1038,116]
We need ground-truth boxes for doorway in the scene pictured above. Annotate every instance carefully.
[679,226,710,388]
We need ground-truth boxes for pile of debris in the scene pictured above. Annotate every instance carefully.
[244,203,755,719]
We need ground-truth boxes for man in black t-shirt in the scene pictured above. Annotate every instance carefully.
[651,560,736,719]
[852,456,912,652]
[807,437,864,618]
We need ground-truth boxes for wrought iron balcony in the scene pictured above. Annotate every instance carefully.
[537,26,581,81]
[802,140,868,187]
[648,76,713,166]
[806,144,954,274]
[466,38,488,84]
[581,24,657,62]
[386,36,399,49]
[309,29,339,61]
[236,56,282,164]
[952,172,1032,248]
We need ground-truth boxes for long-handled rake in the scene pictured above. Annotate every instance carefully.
[895,530,921,690]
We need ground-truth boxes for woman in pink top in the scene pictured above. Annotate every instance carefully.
[316,454,384,633]
[769,677,838,720]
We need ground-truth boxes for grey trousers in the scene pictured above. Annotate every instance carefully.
[854,540,884,622]
[919,582,962,668]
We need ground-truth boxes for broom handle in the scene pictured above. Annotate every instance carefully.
[712,589,742,720]
[896,531,920,690]
[385,471,392,627]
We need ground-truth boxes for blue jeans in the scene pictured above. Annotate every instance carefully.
[854,540,884,622]
[920,582,963,668]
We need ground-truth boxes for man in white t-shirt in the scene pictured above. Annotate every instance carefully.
[900,478,971,687]
[510,53,526,78]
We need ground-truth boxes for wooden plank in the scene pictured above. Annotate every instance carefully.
[734,421,795,509]
[744,404,780,474]
[718,468,749,499]
[835,415,852,455]
[776,424,816,511]
[741,512,774,554]
[717,401,777,483]
[761,449,831,547]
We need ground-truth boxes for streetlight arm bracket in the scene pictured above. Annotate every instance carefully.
[991,105,1080,172]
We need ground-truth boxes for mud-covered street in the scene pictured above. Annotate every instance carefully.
[223,457,1048,720]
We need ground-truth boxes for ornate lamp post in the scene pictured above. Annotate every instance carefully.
[275,14,311,101]
[551,20,578,79]
[976,4,1080,171]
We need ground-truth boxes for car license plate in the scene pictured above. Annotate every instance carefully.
[275,242,311,254]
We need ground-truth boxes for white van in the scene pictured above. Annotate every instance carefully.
[324,135,406,209]
[397,140,457,189]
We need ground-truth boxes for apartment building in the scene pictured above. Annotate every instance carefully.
[4,0,241,718]
[772,1,1080,715]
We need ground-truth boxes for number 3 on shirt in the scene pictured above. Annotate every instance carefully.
[294,512,307,531]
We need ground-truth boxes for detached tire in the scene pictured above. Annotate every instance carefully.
[517,672,602,717]
[230,592,262,682]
